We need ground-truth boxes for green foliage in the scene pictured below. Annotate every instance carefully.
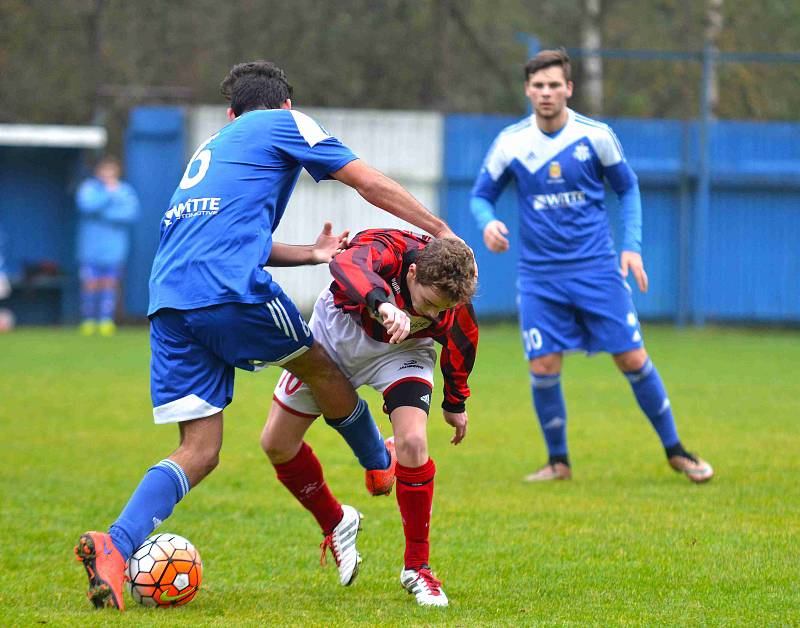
[0,324,798,625]
[2,0,800,139]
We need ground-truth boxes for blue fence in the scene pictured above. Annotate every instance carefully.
[442,115,800,323]
[124,106,186,317]
[4,108,798,325]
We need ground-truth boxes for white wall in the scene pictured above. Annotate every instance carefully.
[187,106,443,310]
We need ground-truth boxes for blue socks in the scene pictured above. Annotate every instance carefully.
[624,359,680,449]
[99,286,116,321]
[530,360,680,462]
[531,373,568,460]
[80,289,97,321]
[109,459,190,560]
[80,287,115,321]
[325,398,390,471]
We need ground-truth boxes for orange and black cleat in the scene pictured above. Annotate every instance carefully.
[365,436,397,496]
[74,531,126,610]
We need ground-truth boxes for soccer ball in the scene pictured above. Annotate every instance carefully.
[125,533,202,607]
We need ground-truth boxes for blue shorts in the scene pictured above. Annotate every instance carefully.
[150,292,313,424]
[517,269,644,360]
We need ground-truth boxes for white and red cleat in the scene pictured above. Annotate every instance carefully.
[400,565,449,607]
[320,504,363,586]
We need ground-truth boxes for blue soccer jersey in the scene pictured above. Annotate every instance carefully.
[148,109,357,316]
[471,108,638,276]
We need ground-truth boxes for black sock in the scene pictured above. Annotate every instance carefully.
[665,442,689,459]
[548,454,570,467]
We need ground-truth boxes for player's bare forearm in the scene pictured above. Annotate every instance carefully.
[332,160,454,238]
[360,174,451,237]
[266,243,316,266]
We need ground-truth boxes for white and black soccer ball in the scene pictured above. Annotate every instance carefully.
[125,533,202,607]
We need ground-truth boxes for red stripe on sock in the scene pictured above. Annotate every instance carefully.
[273,442,342,535]
[395,458,436,569]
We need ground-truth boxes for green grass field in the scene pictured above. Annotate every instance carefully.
[1,323,798,626]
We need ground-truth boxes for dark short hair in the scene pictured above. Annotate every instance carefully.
[220,61,294,116]
[524,48,571,81]
[415,238,477,304]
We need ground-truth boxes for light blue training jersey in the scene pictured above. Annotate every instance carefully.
[76,178,140,266]
[471,108,638,276]
[148,109,357,316]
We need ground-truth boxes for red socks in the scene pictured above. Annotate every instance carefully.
[273,442,343,535]
[275,443,437,567]
[395,458,436,569]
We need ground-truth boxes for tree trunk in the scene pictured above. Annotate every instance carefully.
[433,0,451,111]
[705,0,724,117]
[581,0,603,116]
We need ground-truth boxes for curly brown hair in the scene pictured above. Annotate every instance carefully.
[415,238,477,304]
[220,61,294,116]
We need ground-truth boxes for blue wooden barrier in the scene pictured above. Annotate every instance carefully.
[123,106,186,317]
[443,114,800,323]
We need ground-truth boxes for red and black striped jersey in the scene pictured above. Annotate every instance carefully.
[329,229,479,413]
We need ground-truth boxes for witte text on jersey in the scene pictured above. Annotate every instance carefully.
[163,197,222,227]
[532,190,586,211]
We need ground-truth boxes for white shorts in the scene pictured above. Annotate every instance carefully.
[273,289,437,417]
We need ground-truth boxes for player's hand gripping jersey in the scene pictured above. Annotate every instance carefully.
[148,109,357,315]
[329,230,478,412]
[472,108,639,275]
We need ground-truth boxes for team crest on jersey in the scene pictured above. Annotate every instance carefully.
[409,315,432,333]
[573,143,591,162]
[547,161,563,183]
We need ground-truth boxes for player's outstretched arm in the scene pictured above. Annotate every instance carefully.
[267,221,350,267]
[331,160,455,239]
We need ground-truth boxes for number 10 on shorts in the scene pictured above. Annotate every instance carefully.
[522,327,543,353]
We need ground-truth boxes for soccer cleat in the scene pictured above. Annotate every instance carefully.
[669,453,714,483]
[98,320,117,337]
[319,504,363,586]
[74,531,126,610]
[365,436,397,496]
[523,462,572,482]
[400,566,449,607]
